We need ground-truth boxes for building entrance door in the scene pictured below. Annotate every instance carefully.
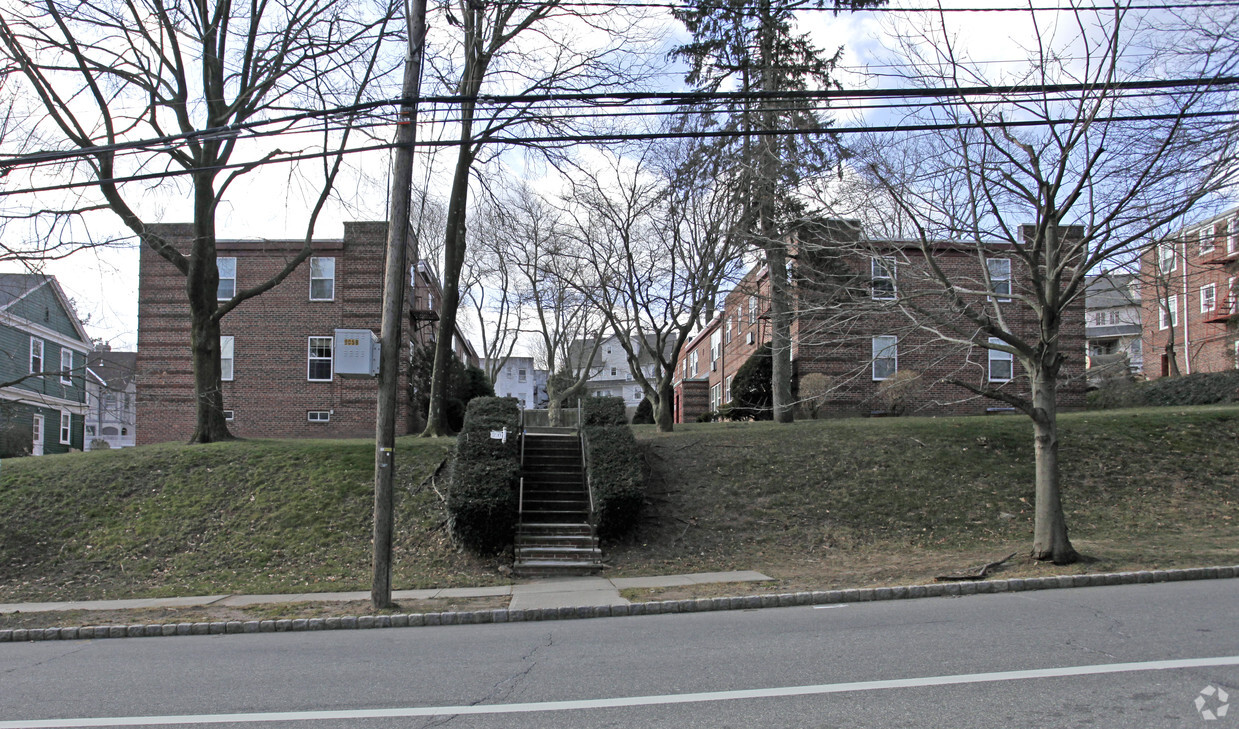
[32,414,44,456]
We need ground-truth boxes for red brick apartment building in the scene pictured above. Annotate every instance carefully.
[1140,206,1239,378]
[673,222,1086,421]
[137,222,475,444]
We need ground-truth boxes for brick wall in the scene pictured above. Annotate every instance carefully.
[136,222,412,443]
[672,223,1088,421]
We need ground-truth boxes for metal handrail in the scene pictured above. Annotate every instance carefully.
[518,425,526,517]
[579,426,596,522]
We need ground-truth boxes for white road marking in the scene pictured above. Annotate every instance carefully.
[813,604,848,610]
[3,655,1238,728]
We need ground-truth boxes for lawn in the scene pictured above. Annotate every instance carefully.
[1,405,1236,610]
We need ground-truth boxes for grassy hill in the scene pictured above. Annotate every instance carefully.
[1,406,1237,603]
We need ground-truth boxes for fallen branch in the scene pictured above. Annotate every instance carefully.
[935,552,1016,581]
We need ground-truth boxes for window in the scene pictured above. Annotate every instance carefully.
[1158,243,1176,274]
[85,425,96,437]
[221,335,234,381]
[711,383,722,411]
[307,337,333,381]
[633,387,642,401]
[518,368,527,382]
[223,410,235,421]
[988,338,1014,383]
[1200,228,1215,256]
[726,316,734,343]
[871,258,897,300]
[1201,283,1217,313]
[217,257,237,300]
[611,367,617,377]
[59,411,71,444]
[1109,311,1121,325]
[710,330,722,368]
[60,349,73,385]
[30,338,43,375]
[689,350,699,376]
[310,256,335,301]
[748,296,757,324]
[871,336,897,381]
[747,331,755,346]
[1229,277,1237,314]
[1093,312,1106,326]
[1230,218,1239,255]
[724,375,733,403]
[1159,295,1178,330]
[307,411,331,423]
[987,258,1011,301]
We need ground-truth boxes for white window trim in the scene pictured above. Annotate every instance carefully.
[988,338,1014,383]
[1158,243,1177,274]
[1159,295,1178,330]
[871,335,898,381]
[987,258,1012,302]
[217,257,237,301]
[1229,218,1239,255]
[307,336,333,381]
[871,257,897,301]
[309,256,335,301]
[221,335,235,381]
[1200,228,1215,256]
[223,410,235,421]
[59,410,72,444]
[1201,283,1217,313]
[307,410,331,422]
[30,338,44,376]
[59,348,73,385]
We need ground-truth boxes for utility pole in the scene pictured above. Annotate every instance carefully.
[373,0,428,611]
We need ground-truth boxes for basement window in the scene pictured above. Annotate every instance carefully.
[223,410,235,421]
[307,411,331,423]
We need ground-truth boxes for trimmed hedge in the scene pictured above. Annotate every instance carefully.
[447,397,522,553]
[1088,371,1239,409]
[582,425,645,539]
[583,396,628,426]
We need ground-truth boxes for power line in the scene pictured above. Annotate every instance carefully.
[499,0,1239,11]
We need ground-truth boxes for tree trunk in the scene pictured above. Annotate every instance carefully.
[1029,367,1078,564]
[765,244,794,423]
[655,381,674,432]
[186,182,233,444]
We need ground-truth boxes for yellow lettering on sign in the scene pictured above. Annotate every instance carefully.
[344,339,359,346]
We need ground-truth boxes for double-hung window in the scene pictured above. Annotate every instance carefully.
[30,338,43,375]
[1159,295,1179,330]
[310,257,335,300]
[1201,283,1217,313]
[1158,243,1176,274]
[60,349,73,385]
[988,337,1014,383]
[1229,218,1239,255]
[221,336,235,381]
[748,296,757,324]
[1200,228,1215,256]
[689,350,699,376]
[871,336,897,381]
[217,257,237,300]
[307,337,333,381]
[871,258,897,300]
[987,258,1012,301]
[710,330,721,369]
[59,411,72,444]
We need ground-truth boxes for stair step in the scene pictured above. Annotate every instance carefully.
[513,560,603,577]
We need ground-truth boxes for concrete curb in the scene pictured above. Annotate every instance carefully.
[2,565,1235,643]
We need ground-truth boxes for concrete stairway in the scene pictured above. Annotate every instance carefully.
[514,431,602,577]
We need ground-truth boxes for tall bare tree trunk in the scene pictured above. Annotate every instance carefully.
[655,382,675,432]
[1030,367,1078,564]
[765,243,794,423]
[187,182,232,443]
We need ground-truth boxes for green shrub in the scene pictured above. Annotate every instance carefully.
[447,397,523,553]
[1142,371,1239,407]
[631,397,655,425]
[0,424,32,459]
[460,397,521,433]
[582,396,627,426]
[1087,371,1239,409]
[582,425,645,539]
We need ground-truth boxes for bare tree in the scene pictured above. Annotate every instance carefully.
[0,0,398,442]
[462,194,526,384]
[561,142,745,431]
[848,6,1238,563]
[418,0,658,435]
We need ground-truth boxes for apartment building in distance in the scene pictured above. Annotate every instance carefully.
[137,222,474,443]
[673,221,1087,422]
[482,356,547,409]
[1084,272,1143,383]
[1140,206,1239,378]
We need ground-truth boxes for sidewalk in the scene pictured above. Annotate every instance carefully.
[0,570,773,615]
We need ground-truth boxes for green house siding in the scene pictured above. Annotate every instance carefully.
[7,282,80,339]
[0,401,83,454]
[0,325,86,402]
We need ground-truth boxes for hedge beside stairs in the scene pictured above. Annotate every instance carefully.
[582,425,645,539]
[448,397,521,553]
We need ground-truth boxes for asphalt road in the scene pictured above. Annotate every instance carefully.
[1,579,1236,729]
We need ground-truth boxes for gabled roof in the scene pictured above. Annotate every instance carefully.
[86,351,138,389]
[0,272,93,346]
